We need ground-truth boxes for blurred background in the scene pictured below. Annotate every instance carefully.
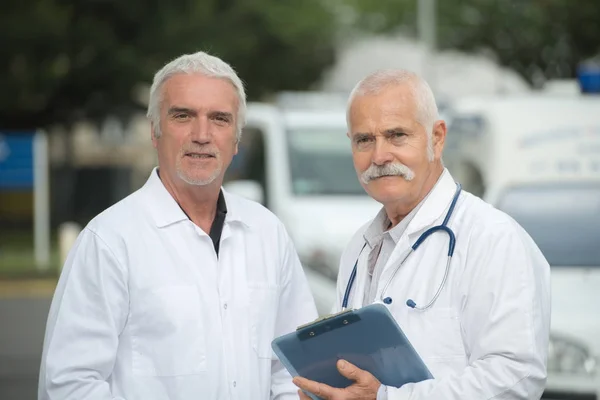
[1,0,599,398]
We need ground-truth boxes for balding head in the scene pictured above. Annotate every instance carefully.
[347,69,439,136]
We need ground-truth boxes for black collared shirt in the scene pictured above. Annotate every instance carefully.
[176,190,227,257]
[208,190,227,256]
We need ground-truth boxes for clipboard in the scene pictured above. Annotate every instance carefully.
[271,303,433,400]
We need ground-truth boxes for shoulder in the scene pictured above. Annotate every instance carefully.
[223,190,291,246]
[454,190,546,262]
[455,190,525,236]
[224,190,284,227]
[453,191,550,304]
[82,187,149,251]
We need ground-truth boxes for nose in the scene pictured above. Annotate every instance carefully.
[371,136,394,166]
[190,115,212,145]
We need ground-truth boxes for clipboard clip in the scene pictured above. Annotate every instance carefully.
[296,308,354,331]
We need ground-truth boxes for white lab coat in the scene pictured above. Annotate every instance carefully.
[39,169,318,400]
[333,169,551,399]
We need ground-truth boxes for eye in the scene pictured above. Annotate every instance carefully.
[388,131,408,145]
[354,135,373,144]
[173,113,190,121]
[212,114,232,124]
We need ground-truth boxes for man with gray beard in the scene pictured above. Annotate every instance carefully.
[293,70,551,400]
[39,51,317,400]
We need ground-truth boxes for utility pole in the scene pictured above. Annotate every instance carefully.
[417,0,437,92]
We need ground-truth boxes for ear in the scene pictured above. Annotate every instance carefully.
[432,120,447,159]
[151,123,159,149]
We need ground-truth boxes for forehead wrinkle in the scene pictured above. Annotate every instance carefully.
[161,75,238,112]
[350,101,421,138]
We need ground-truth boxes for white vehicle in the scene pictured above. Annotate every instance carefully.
[224,94,381,315]
[445,92,600,398]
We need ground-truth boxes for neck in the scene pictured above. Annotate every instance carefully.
[385,164,444,228]
[158,169,221,233]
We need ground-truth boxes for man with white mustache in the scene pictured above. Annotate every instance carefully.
[39,51,318,400]
[293,70,551,400]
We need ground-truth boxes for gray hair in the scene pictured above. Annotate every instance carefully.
[347,69,439,136]
[147,51,247,141]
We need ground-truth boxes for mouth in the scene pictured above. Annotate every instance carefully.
[365,174,406,184]
[184,152,215,159]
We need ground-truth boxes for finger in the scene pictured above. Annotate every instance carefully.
[293,376,336,399]
[336,359,363,382]
[298,389,312,400]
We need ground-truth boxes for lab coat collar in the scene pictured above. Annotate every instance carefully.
[405,168,459,236]
[221,189,251,227]
[142,168,249,229]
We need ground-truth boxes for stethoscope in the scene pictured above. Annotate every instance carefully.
[342,182,462,311]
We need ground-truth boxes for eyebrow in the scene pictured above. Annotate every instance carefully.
[167,107,234,121]
[383,126,411,135]
[352,126,412,137]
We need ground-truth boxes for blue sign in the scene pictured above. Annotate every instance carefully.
[0,132,36,190]
[578,57,600,94]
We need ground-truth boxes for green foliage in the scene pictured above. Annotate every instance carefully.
[0,0,337,129]
[343,0,600,86]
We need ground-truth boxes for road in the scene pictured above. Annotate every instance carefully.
[0,297,51,400]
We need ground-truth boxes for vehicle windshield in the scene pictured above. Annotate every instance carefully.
[287,127,366,195]
[496,184,600,267]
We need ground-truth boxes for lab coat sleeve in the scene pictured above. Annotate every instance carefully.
[330,255,346,314]
[270,226,319,400]
[386,220,551,400]
[330,285,342,314]
[39,228,129,400]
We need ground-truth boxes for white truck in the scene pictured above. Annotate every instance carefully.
[445,91,600,399]
[224,94,381,315]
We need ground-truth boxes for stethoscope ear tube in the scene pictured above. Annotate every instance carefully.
[341,242,367,309]
[341,182,462,311]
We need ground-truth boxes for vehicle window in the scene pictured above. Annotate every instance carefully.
[445,114,487,197]
[224,127,268,205]
[287,128,365,195]
[445,114,485,152]
[496,184,600,266]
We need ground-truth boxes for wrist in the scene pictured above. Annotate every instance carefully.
[376,384,388,400]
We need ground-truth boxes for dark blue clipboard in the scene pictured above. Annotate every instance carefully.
[271,303,433,400]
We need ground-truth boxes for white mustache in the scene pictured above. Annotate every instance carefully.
[360,163,415,184]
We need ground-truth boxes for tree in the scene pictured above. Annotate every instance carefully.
[0,0,338,130]
[340,0,600,87]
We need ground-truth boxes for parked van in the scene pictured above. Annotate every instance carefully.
[445,92,600,399]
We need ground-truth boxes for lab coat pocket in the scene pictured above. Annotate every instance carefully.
[412,307,466,361]
[248,282,278,359]
[132,285,206,377]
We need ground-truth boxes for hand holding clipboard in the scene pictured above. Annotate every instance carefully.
[271,304,433,400]
[293,358,382,399]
